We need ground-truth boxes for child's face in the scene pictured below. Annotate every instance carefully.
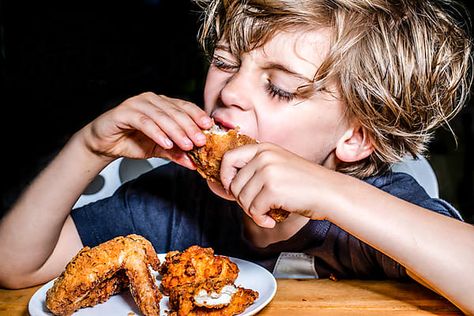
[204,28,350,168]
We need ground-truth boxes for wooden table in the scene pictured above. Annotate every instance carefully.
[0,279,461,315]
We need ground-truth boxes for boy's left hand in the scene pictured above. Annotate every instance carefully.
[220,143,330,228]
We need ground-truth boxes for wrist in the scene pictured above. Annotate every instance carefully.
[69,128,115,170]
[72,124,116,165]
[309,168,357,222]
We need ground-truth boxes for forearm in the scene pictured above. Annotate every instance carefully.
[325,174,474,314]
[0,130,112,283]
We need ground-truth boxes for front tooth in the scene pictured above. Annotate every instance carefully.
[206,124,228,135]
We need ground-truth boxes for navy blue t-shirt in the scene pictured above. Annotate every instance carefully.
[71,162,462,280]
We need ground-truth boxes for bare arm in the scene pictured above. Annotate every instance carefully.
[0,92,212,289]
[0,134,109,288]
[219,143,474,315]
[326,175,474,315]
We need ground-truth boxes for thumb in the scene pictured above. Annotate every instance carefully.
[253,213,277,229]
[220,144,259,192]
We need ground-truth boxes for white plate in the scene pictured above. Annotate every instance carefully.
[28,255,277,316]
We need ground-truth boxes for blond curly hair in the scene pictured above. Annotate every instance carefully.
[193,0,473,178]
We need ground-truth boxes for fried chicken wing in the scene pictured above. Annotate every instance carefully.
[188,124,290,222]
[45,234,162,316]
[168,279,259,316]
[159,245,239,295]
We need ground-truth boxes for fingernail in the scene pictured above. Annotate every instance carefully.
[201,117,212,126]
[195,133,206,143]
[183,138,193,148]
[183,155,195,166]
[163,138,173,148]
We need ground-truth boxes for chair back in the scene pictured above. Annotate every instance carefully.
[73,157,169,209]
[391,155,439,198]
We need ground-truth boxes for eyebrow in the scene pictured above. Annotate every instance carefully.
[213,44,314,83]
[262,62,313,83]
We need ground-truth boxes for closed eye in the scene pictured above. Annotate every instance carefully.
[211,55,240,72]
[265,80,298,102]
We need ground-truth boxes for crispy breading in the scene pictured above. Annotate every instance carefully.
[188,125,289,222]
[159,245,239,296]
[45,234,162,316]
[188,126,256,183]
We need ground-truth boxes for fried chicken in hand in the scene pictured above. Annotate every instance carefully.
[45,234,162,316]
[188,124,289,222]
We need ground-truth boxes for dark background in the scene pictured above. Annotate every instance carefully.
[1,0,473,223]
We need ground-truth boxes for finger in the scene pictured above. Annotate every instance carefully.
[136,110,195,151]
[171,152,196,169]
[237,179,273,225]
[148,94,213,128]
[124,112,174,150]
[148,95,212,145]
[207,180,236,201]
[249,187,286,225]
[158,147,197,169]
[162,106,208,147]
[230,162,260,212]
[130,95,200,150]
[220,144,259,191]
[129,101,195,151]
[251,212,276,228]
[175,99,214,130]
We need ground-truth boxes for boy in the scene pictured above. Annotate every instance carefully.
[1,0,473,313]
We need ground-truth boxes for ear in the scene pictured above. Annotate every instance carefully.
[335,125,374,163]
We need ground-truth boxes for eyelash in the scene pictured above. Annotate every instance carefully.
[211,56,239,71]
[265,81,298,102]
[211,55,298,102]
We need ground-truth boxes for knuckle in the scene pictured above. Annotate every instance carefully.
[248,204,258,217]
[140,91,153,98]
[257,149,276,163]
[137,114,152,125]
[137,91,155,101]
[259,164,277,181]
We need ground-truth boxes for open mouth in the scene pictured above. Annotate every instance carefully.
[204,124,229,135]
[211,116,236,132]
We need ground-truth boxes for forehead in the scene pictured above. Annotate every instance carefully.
[252,28,332,79]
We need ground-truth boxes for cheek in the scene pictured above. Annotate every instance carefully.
[203,68,227,114]
[203,78,216,114]
[257,112,344,161]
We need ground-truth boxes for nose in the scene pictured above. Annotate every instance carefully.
[219,70,254,111]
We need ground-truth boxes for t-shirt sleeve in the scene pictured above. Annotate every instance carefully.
[71,185,137,247]
[306,223,408,279]
[70,162,181,248]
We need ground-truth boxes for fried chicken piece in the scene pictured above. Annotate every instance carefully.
[158,245,239,296]
[45,234,162,316]
[168,279,259,316]
[73,270,129,309]
[188,125,256,183]
[188,124,289,222]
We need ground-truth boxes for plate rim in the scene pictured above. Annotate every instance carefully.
[28,254,277,316]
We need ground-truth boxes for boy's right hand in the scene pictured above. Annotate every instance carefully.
[80,92,213,169]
